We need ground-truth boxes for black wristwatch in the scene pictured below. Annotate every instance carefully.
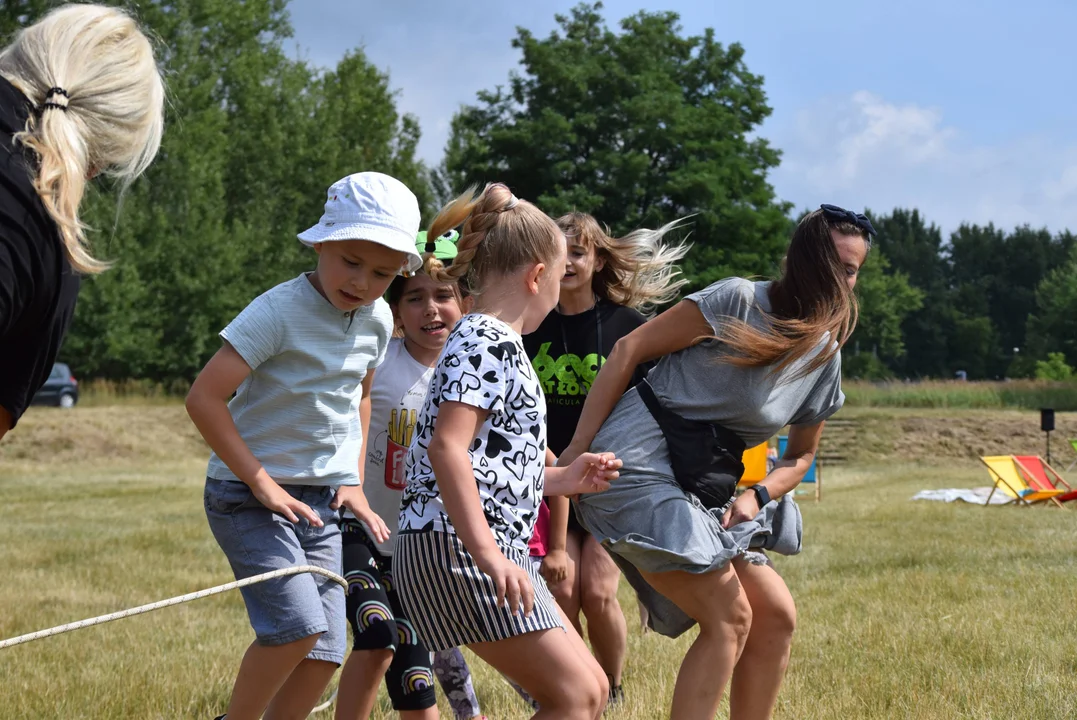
[749,484,771,508]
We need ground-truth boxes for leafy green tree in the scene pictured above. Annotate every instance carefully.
[847,249,923,368]
[868,209,951,377]
[1026,247,1077,369]
[1035,353,1074,381]
[9,0,432,382]
[948,223,1074,378]
[441,1,791,290]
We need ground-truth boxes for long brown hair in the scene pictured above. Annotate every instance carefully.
[426,184,561,295]
[719,209,869,377]
[556,212,689,317]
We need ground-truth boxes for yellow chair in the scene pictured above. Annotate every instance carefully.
[739,443,769,487]
[980,455,1065,508]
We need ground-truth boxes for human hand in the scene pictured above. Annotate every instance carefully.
[251,478,323,526]
[476,549,535,617]
[539,548,570,584]
[565,451,622,495]
[332,485,390,543]
[720,491,762,529]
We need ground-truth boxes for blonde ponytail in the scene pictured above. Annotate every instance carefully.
[0,4,165,274]
[427,186,485,286]
[427,183,560,295]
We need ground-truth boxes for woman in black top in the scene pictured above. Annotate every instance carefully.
[523,212,688,703]
[0,4,165,439]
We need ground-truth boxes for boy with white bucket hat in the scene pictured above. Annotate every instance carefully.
[186,171,421,720]
[298,172,424,276]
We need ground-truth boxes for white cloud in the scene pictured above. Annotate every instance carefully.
[769,92,1077,235]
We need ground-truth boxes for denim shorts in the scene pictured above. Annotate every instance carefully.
[204,477,346,665]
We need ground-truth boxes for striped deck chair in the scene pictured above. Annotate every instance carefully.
[1014,455,1077,504]
[980,456,1065,508]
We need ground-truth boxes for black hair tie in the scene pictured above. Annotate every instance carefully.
[41,86,70,112]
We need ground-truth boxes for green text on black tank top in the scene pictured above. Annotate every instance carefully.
[523,300,653,456]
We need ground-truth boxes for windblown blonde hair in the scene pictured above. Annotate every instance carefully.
[0,3,165,274]
[426,184,561,295]
[556,212,690,317]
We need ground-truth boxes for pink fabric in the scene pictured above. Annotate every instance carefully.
[528,500,550,557]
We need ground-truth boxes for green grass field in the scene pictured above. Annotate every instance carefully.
[2,406,1077,719]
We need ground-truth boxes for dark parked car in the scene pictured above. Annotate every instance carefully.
[32,362,79,408]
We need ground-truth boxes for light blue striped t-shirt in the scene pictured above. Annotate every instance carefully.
[206,273,393,487]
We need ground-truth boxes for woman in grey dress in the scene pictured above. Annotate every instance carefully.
[557,206,873,720]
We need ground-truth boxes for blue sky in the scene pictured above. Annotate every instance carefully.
[287,0,1077,235]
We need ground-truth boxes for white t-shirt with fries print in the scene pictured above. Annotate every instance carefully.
[344,338,432,555]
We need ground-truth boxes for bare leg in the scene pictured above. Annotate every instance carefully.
[264,658,338,720]
[638,565,752,720]
[334,649,392,720]
[223,636,319,720]
[546,528,584,635]
[728,559,797,720]
[467,607,607,720]
[578,534,627,688]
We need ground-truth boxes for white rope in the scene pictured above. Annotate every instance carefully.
[310,688,339,715]
[0,565,346,650]
[0,565,346,715]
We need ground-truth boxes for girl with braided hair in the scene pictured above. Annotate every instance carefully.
[334,230,491,720]
[394,184,622,720]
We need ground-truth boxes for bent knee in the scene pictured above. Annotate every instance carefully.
[539,668,606,717]
[730,595,754,640]
[580,671,608,717]
[580,582,619,615]
[550,581,580,610]
[351,616,399,651]
[699,593,753,642]
[756,596,797,639]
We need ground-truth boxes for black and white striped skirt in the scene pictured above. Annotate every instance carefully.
[394,530,563,652]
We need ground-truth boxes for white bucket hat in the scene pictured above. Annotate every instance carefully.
[298,172,423,274]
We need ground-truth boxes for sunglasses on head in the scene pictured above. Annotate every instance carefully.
[819,204,876,243]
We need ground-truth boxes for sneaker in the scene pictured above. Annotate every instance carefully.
[608,681,625,705]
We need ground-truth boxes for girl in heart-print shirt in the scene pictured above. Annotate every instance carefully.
[399,312,547,547]
[395,183,622,719]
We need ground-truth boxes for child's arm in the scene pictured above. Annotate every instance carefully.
[540,449,569,583]
[430,400,535,617]
[186,343,323,526]
[332,370,389,542]
[544,452,621,496]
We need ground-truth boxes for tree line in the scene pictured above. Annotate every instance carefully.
[4,1,1073,383]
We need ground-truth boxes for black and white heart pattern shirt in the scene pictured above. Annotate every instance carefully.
[398,313,548,551]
